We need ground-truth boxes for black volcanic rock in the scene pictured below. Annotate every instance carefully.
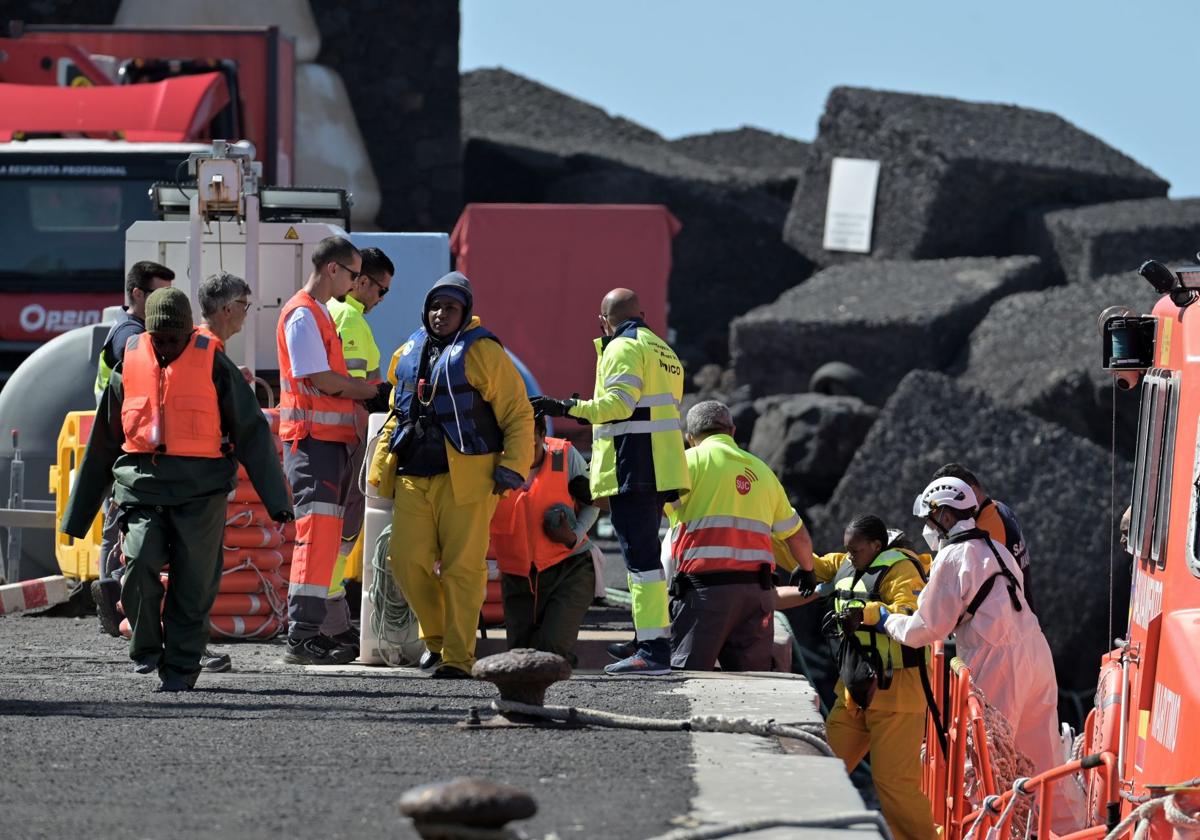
[784,87,1168,267]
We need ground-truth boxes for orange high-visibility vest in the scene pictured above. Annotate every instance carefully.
[196,324,225,351]
[120,331,223,458]
[276,290,357,444]
[490,437,581,577]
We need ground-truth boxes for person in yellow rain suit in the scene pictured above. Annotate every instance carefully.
[804,514,937,840]
[367,272,533,678]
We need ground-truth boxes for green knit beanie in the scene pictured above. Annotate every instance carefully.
[144,287,193,335]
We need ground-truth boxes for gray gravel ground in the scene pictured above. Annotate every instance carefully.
[0,614,696,840]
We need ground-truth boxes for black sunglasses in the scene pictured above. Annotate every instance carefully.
[334,261,363,282]
[367,275,389,297]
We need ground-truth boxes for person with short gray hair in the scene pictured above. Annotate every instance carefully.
[685,400,734,439]
[665,399,814,671]
[197,272,253,345]
[198,272,252,321]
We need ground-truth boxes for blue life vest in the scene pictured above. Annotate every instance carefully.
[392,326,503,455]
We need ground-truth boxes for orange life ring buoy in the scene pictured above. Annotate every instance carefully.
[228,482,261,504]
[484,579,502,604]
[209,614,284,640]
[225,503,273,528]
[222,525,283,549]
[480,600,505,627]
[222,548,284,572]
[210,592,280,617]
[1086,654,1123,823]
[219,569,286,594]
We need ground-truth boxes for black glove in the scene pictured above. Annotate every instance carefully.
[530,395,576,418]
[271,508,295,524]
[790,567,818,598]
[492,465,525,495]
[364,381,393,414]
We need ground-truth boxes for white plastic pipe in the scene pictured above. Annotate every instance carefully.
[358,411,392,664]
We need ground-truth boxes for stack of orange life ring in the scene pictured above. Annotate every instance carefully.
[480,548,505,627]
[212,408,289,639]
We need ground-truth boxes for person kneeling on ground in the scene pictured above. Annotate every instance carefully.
[490,414,599,665]
[61,288,292,692]
[665,400,814,671]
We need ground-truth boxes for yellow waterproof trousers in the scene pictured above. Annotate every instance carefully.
[387,473,498,672]
[826,699,936,840]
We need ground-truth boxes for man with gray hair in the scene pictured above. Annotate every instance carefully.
[663,399,815,671]
[198,272,252,343]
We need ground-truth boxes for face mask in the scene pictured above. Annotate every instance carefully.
[922,523,942,552]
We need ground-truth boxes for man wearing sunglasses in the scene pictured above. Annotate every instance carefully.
[326,247,395,637]
[277,236,386,666]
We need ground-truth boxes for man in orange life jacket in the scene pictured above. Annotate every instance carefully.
[61,288,291,691]
[664,400,815,670]
[277,236,387,665]
[490,414,600,664]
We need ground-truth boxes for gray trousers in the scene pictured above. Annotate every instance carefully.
[669,582,774,671]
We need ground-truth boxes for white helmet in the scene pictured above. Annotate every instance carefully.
[913,477,977,517]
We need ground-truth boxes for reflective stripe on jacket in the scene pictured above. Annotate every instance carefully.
[568,319,689,498]
[276,290,357,444]
[120,331,223,458]
[391,325,504,456]
[328,295,381,380]
[666,433,801,575]
[490,437,583,576]
[832,549,927,677]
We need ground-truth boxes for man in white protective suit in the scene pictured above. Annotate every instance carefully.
[870,476,1083,835]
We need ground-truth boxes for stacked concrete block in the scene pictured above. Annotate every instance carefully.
[730,255,1048,400]
[1019,197,1200,284]
[748,393,878,509]
[461,68,813,371]
[956,273,1161,454]
[784,87,1168,267]
[817,370,1133,693]
[671,126,811,202]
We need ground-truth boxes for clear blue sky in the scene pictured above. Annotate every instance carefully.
[462,0,1199,197]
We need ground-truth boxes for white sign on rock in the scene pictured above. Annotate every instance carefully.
[822,157,881,254]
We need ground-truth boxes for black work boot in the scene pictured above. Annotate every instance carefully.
[91,579,122,638]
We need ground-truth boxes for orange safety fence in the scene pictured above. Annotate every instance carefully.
[923,641,1122,840]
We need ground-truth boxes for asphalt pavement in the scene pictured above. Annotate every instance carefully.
[0,614,697,840]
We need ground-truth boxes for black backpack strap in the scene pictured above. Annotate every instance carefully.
[953,531,1023,626]
[918,655,948,758]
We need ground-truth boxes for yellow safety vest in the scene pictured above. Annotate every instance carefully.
[832,549,927,682]
[328,294,381,380]
[666,434,801,575]
[568,320,689,499]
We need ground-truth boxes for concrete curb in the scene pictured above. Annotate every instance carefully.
[674,671,884,839]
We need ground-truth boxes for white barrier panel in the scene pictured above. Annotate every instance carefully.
[358,412,392,664]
